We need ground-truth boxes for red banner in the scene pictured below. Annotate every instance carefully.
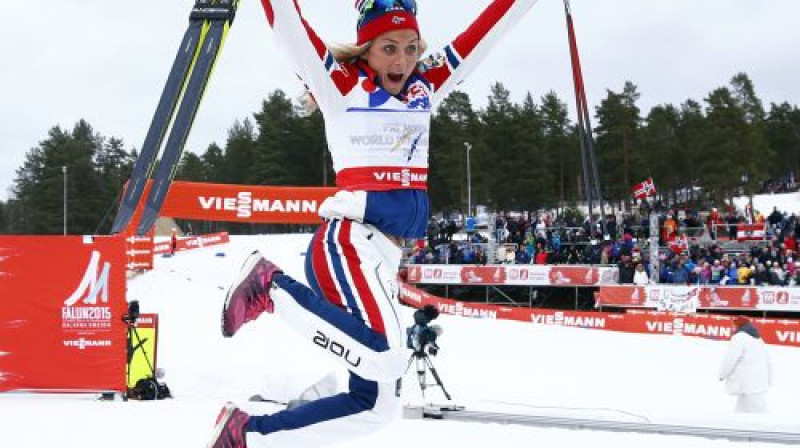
[596,285,800,312]
[736,223,767,241]
[125,235,154,270]
[406,264,619,286]
[398,283,800,347]
[0,236,127,392]
[153,232,230,255]
[160,181,337,224]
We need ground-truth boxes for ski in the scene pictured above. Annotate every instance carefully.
[135,0,239,236]
[111,0,215,234]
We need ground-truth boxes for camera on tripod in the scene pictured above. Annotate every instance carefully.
[405,304,451,400]
[407,304,443,357]
[122,299,140,325]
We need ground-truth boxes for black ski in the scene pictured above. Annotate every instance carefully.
[135,0,238,236]
[111,0,215,234]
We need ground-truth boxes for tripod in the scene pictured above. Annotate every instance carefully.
[407,350,451,401]
[125,320,155,389]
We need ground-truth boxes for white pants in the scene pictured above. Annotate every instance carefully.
[247,219,408,448]
[735,393,767,413]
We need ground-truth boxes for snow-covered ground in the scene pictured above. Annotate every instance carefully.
[732,191,800,217]
[2,234,800,447]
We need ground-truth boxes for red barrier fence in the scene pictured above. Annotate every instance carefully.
[407,264,619,286]
[0,236,127,392]
[153,232,230,255]
[596,285,800,312]
[126,235,154,270]
[399,283,800,347]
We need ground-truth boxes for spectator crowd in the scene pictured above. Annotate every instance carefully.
[407,203,800,287]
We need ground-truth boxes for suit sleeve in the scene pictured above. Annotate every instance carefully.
[260,0,358,115]
[421,0,538,107]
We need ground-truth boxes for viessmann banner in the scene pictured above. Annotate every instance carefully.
[0,236,127,392]
[152,232,231,254]
[406,264,619,286]
[398,283,800,347]
[159,181,338,224]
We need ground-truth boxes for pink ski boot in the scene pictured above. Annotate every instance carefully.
[221,250,282,337]
[206,403,249,448]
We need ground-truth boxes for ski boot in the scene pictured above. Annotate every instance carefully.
[222,250,282,337]
[206,403,249,448]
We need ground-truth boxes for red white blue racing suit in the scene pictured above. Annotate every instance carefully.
[246,1,537,446]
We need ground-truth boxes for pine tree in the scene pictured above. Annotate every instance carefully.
[480,83,519,211]
[252,91,300,186]
[201,143,225,183]
[594,81,643,201]
[641,104,682,201]
[765,102,800,184]
[701,87,771,201]
[677,100,709,204]
[510,93,551,210]
[430,90,478,214]
[176,152,209,182]
[540,91,578,205]
[0,200,6,232]
[221,119,257,185]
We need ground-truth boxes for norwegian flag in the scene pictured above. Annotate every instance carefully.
[632,178,657,199]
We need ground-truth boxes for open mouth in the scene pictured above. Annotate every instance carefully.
[387,73,404,83]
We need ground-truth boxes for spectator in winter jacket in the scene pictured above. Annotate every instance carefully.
[719,316,772,413]
[710,260,725,284]
[753,264,770,286]
[671,259,690,284]
[792,261,800,286]
[737,263,753,285]
[632,262,650,285]
[617,255,635,284]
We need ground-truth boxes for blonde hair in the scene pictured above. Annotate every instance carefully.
[299,39,428,114]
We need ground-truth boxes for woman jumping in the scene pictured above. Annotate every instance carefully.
[207,1,537,447]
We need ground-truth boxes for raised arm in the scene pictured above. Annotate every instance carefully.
[420,0,538,107]
[260,0,358,114]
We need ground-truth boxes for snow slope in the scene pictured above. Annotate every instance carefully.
[2,234,800,447]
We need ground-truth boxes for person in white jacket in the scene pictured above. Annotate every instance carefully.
[632,262,650,285]
[719,316,773,413]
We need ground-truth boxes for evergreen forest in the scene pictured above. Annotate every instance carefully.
[2,73,799,235]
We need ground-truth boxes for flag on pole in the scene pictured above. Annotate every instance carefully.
[632,178,656,199]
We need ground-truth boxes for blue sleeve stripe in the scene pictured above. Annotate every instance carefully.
[444,45,461,70]
[324,51,335,72]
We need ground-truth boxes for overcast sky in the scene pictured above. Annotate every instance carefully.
[2,0,799,202]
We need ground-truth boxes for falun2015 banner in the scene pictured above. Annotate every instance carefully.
[0,236,127,392]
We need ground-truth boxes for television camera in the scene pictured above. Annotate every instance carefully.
[406,305,451,400]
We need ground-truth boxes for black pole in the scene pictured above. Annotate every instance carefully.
[564,0,606,236]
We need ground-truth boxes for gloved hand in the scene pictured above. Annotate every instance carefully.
[318,190,367,222]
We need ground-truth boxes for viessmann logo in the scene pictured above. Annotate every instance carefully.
[64,337,112,350]
[372,169,427,187]
[198,192,320,218]
[62,251,113,331]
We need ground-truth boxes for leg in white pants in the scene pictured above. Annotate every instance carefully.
[245,219,408,447]
[735,393,767,413]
